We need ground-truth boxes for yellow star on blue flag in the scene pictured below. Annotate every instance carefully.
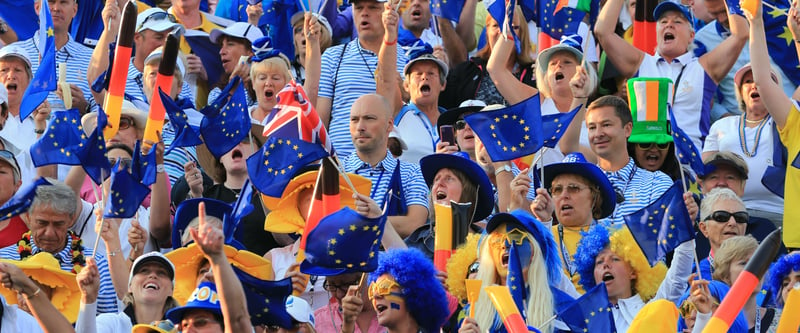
[231,268,294,327]
[199,76,251,159]
[464,93,544,162]
[30,110,83,167]
[103,158,151,219]
[19,0,56,119]
[558,284,616,332]
[246,136,328,197]
[0,178,51,221]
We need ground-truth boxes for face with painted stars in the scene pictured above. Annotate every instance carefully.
[486,223,534,281]
[370,274,414,329]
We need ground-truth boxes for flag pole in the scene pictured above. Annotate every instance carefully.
[92,168,107,258]
[330,155,359,196]
[538,148,546,190]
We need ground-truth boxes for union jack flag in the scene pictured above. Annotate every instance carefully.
[263,82,332,153]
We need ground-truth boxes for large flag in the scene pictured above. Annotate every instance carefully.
[232,268,294,328]
[762,0,800,86]
[0,1,37,40]
[624,181,694,266]
[632,0,658,54]
[557,284,616,332]
[246,136,329,197]
[199,77,251,159]
[263,82,331,152]
[20,1,57,120]
[77,108,112,185]
[538,0,585,47]
[432,0,466,23]
[184,29,226,88]
[29,109,84,167]
[160,88,203,156]
[103,158,151,219]
[464,93,544,162]
[260,0,299,62]
[669,107,706,177]
[0,178,51,221]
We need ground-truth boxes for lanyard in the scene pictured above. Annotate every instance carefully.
[558,225,576,276]
[369,168,386,201]
[414,106,440,151]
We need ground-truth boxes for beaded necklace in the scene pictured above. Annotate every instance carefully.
[17,230,86,274]
[738,114,770,158]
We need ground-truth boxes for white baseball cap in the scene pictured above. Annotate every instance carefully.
[129,252,176,286]
[0,45,32,70]
[209,22,263,45]
[285,296,315,328]
[136,8,180,33]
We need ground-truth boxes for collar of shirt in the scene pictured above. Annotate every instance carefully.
[656,51,693,65]
[347,150,395,172]
[354,38,377,56]
[603,158,636,183]
[714,21,731,38]
[31,233,74,264]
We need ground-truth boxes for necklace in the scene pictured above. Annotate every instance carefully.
[18,230,86,274]
[738,114,770,158]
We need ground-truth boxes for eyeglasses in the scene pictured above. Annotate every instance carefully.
[137,11,176,31]
[118,116,135,130]
[179,316,219,330]
[704,210,749,224]
[454,120,468,130]
[368,276,402,299]
[636,142,670,150]
[322,279,359,293]
[108,157,133,169]
[467,261,480,275]
[550,183,591,197]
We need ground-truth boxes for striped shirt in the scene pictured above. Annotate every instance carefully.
[0,235,119,314]
[125,58,195,104]
[162,122,199,186]
[11,32,98,113]
[342,151,429,210]
[319,39,409,157]
[598,158,674,225]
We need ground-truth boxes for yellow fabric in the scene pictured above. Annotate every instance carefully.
[131,324,170,333]
[136,1,152,14]
[777,100,800,248]
[628,299,680,333]
[624,27,634,45]
[550,224,589,294]
[0,253,79,323]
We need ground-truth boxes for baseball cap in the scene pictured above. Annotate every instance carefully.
[536,34,584,75]
[403,53,449,79]
[0,150,20,182]
[0,45,32,70]
[285,296,315,328]
[653,1,694,28]
[129,252,176,286]
[209,22,263,45]
[136,8,180,33]
[700,151,749,180]
[145,46,187,77]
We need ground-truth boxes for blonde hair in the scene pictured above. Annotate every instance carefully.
[250,56,294,84]
[180,216,224,246]
[712,235,758,284]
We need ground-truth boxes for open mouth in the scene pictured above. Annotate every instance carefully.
[602,273,615,282]
[723,231,739,236]
[750,92,760,99]
[554,72,565,81]
[144,282,159,290]
[264,89,274,99]
[420,84,431,94]
[231,148,243,160]
[645,153,660,162]
[6,83,16,92]
[502,253,510,266]
[664,32,675,42]
[435,191,447,200]
[560,204,573,213]
[411,9,422,18]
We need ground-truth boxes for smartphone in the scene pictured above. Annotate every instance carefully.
[440,125,455,146]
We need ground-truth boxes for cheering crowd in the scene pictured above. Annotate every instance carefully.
[0,0,799,331]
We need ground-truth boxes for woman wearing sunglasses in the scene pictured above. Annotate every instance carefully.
[695,188,748,280]
[624,84,682,181]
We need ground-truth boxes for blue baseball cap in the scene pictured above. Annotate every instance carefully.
[653,1,694,28]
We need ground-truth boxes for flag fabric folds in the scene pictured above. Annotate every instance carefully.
[103,158,151,219]
[299,207,387,276]
[199,77,251,159]
[624,181,694,266]
[542,105,582,148]
[538,0,585,41]
[260,0,299,62]
[632,0,658,54]
[557,284,616,332]
[507,242,528,321]
[669,107,706,177]
[431,0,465,23]
[131,140,157,187]
[464,93,544,162]
[30,109,84,167]
[0,1,37,40]
[20,2,57,120]
[246,136,329,197]
[263,82,332,152]
[233,267,294,328]
[160,88,203,156]
[225,179,255,248]
[0,178,52,221]
[78,108,112,185]
[762,0,800,86]
[184,30,226,88]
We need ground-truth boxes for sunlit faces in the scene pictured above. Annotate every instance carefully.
[551,174,595,227]
[46,0,78,33]
[352,0,385,41]
[593,248,636,301]
[0,158,20,204]
[699,165,745,196]
[404,61,445,106]
[486,223,534,280]
[142,62,182,100]
[400,0,432,32]
[135,30,169,60]
[546,51,579,94]
[738,71,765,112]
[0,58,31,108]
[218,36,252,74]
[633,142,670,172]
[251,60,290,110]
[24,206,73,253]
[349,95,393,154]
[131,262,174,304]
[370,274,410,328]
[431,168,463,206]
[178,309,223,333]
[698,198,747,250]
[586,106,632,158]
[655,11,695,58]
[454,117,476,151]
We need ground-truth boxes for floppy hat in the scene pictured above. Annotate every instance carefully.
[536,34,584,75]
[627,77,674,145]
[285,295,315,328]
[165,243,274,305]
[542,152,616,219]
[209,22,263,45]
[484,210,563,283]
[419,152,494,221]
[129,251,176,286]
[403,53,449,79]
[166,282,223,323]
[81,100,148,135]
[437,99,487,129]
[0,253,79,323]
[172,198,234,249]
[653,1,694,28]
[262,168,372,234]
[131,320,175,333]
[700,151,749,180]
[136,8,180,33]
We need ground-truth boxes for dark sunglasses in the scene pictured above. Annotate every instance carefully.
[137,11,176,31]
[454,120,468,130]
[636,142,670,150]
[119,116,135,130]
[108,157,133,169]
[704,210,749,224]
[467,261,479,275]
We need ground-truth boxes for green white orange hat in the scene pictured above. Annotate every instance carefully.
[627,77,674,144]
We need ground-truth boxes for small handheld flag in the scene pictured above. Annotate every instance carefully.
[484,285,529,333]
[19,1,56,120]
[103,1,137,139]
[143,29,180,147]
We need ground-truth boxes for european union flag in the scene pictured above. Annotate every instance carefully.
[78,108,112,185]
[131,140,157,187]
[624,181,694,266]
[300,207,387,276]
[246,136,328,197]
[464,93,543,162]
[669,107,706,177]
[184,30,226,88]
[160,88,203,156]
[557,284,616,333]
[431,0,465,23]
[0,1,37,40]
[30,109,84,167]
[20,1,57,120]
[485,0,521,52]
[226,179,255,248]
[199,77,251,159]
[542,104,581,148]
[103,158,151,219]
[538,0,585,40]
[233,267,294,328]
[763,0,800,86]
[0,178,51,221]
[69,0,104,47]
[260,0,299,62]
[507,242,528,321]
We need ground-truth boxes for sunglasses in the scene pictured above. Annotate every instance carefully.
[108,157,133,169]
[118,116,135,131]
[550,183,591,197]
[323,279,360,293]
[454,120,468,130]
[704,210,749,224]
[636,142,670,150]
[467,261,480,275]
[137,11,176,31]
[368,276,403,299]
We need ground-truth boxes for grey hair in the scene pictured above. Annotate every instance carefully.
[700,187,744,222]
[29,180,78,218]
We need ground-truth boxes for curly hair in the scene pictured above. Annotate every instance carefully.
[369,248,450,333]
[766,252,800,308]
[573,224,667,302]
[445,233,481,302]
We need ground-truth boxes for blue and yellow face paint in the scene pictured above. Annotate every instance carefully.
[487,223,534,279]
[369,275,405,310]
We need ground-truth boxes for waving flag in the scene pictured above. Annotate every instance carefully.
[78,108,112,185]
[464,93,544,162]
[232,268,294,328]
[199,77,251,159]
[542,104,582,148]
[20,1,57,120]
[103,158,151,219]
[160,88,203,155]
[263,82,331,152]
[538,0,586,49]
[260,0,299,62]
[30,109,84,167]
[432,0,465,23]
[557,284,616,332]
[762,0,800,86]
[246,136,329,197]
[131,140,157,187]
[184,29,226,88]
[669,107,706,177]
[0,1,37,40]
[507,242,528,321]
[0,178,51,221]
[226,179,255,248]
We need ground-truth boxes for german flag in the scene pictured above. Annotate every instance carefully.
[485,286,530,333]
[632,0,658,55]
[103,1,137,139]
[143,30,179,147]
[297,157,340,262]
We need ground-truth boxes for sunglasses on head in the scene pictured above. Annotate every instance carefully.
[704,210,749,224]
[137,11,176,31]
[636,142,670,150]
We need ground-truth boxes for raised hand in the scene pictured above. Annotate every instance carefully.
[76,258,100,304]
[189,202,225,258]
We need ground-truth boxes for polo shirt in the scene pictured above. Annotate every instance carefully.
[341,151,429,209]
[319,39,409,157]
[598,158,674,225]
[393,103,444,164]
[125,58,194,105]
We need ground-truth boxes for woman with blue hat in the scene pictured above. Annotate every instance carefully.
[524,152,616,292]
[248,36,295,125]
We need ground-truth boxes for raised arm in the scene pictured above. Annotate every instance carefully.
[96,212,129,301]
[699,4,748,83]
[593,0,644,77]
[303,13,323,106]
[87,0,121,105]
[485,30,537,104]
[748,5,793,128]
[438,17,467,66]
[145,137,171,245]
[376,3,404,115]
[557,66,591,156]
[455,0,478,51]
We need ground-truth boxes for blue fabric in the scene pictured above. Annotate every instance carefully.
[670,107,707,177]
[246,136,329,197]
[464,93,543,162]
[0,178,51,221]
[233,271,294,327]
[78,108,112,185]
[557,284,615,333]
[199,77,251,159]
[29,109,84,167]
[161,89,204,156]
[432,0,465,23]
[0,1,37,40]
[20,3,56,120]
[103,158,151,219]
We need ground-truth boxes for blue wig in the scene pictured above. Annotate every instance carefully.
[368,248,450,333]
[486,210,563,285]
[766,252,800,307]
[676,280,748,332]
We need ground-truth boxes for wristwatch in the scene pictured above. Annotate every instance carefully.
[0,22,8,35]
[494,164,512,176]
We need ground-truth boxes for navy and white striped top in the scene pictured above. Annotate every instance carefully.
[342,151,429,209]
[598,158,674,225]
[0,235,119,314]
[125,58,194,104]
[319,39,409,157]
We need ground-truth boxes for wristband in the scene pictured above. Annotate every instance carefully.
[25,287,42,298]
[383,38,397,46]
